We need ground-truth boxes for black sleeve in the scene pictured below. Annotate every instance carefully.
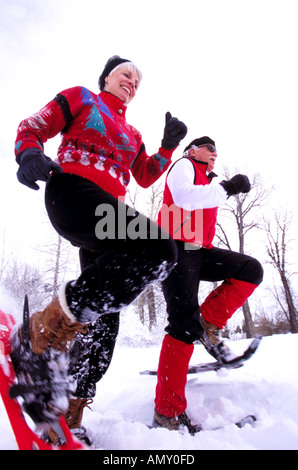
[55,93,73,130]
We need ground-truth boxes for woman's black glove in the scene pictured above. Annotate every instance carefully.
[16,148,63,190]
[220,174,251,197]
[161,112,187,149]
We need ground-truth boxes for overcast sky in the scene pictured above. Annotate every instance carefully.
[0,0,297,266]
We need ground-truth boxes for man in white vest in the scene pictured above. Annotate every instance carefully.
[153,136,264,433]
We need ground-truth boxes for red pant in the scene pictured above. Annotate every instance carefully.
[155,335,194,417]
[200,278,258,329]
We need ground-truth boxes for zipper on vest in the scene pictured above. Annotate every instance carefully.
[173,213,192,234]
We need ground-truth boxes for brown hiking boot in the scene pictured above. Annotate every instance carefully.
[201,317,222,346]
[200,317,234,362]
[27,284,88,354]
[153,409,201,435]
[46,397,93,445]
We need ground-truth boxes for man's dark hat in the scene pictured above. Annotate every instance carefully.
[184,136,216,153]
[99,55,131,91]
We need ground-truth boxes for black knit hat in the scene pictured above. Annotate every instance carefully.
[99,55,132,91]
[183,136,216,153]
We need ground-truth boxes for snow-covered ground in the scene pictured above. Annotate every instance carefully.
[1,319,298,450]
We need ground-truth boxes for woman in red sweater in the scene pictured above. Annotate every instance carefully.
[12,56,187,441]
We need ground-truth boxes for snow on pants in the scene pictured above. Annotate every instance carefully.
[45,173,178,396]
[155,241,263,417]
[68,248,120,399]
[68,309,120,398]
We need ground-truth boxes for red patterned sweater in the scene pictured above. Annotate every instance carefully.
[15,87,175,199]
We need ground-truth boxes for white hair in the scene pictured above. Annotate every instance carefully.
[108,62,142,83]
[183,145,197,157]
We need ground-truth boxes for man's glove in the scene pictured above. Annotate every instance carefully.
[161,112,187,149]
[16,148,63,190]
[220,174,251,197]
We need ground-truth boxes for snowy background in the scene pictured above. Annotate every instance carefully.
[1,0,298,263]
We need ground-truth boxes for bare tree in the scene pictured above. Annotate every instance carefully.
[264,209,298,333]
[0,228,12,282]
[35,231,79,298]
[126,183,141,210]
[216,169,273,252]
[215,168,273,337]
[137,284,157,331]
[126,181,165,328]
[3,259,50,312]
[146,181,164,221]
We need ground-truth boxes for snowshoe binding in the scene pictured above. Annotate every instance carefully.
[9,295,71,425]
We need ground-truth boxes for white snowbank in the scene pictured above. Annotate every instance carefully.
[1,307,298,450]
[82,333,298,451]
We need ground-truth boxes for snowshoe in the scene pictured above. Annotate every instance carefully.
[9,295,71,425]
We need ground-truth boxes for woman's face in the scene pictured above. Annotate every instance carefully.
[104,65,140,105]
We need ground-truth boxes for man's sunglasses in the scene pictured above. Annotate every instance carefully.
[194,144,216,152]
